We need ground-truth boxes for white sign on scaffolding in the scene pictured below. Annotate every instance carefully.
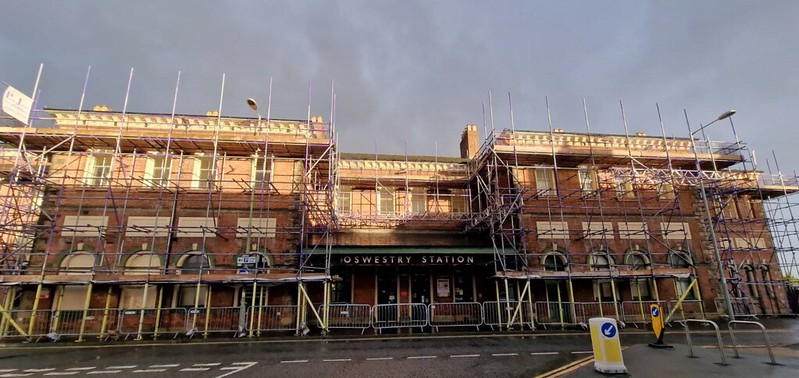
[2,85,33,126]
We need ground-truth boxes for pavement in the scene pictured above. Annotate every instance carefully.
[541,317,799,378]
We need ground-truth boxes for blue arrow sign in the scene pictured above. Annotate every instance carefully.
[651,307,660,317]
[601,322,617,338]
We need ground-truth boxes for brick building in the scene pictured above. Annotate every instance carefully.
[0,104,797,341]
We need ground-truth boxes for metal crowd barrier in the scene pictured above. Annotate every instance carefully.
[117,308,188,339]
[727,298,761,318]
[428,302,483,330]
[573,302,620,324]
[667,299,706,322]
[189,307,241,337]
[0,309,51,340]
[318,303,372,333]
[54,309,119,340]
[372,303,428,333]
[620,300,667,325]
[483,300,534,330]
[534,301,575,328]
[248,305,298,332]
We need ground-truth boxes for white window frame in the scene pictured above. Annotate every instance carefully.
[84,152,113,186]
[535,168,556,195]
[144,155,172,188]
[578,167,598,194]
[250,155,273,191]
[379,188,395,215]
[191,156,216,189]
[411,189,427,213]
[337,189,352,212]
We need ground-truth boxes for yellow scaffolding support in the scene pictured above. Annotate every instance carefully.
[0,302,27,338]
[152,286,164,340]
[75,283,94,342]
[98,286,113,340]
[50,285,66,335]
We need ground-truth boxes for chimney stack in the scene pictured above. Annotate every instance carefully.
[460,124,480,159]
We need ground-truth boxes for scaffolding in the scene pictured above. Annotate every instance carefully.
[2,69,799,341]
[467,95,799,328]
[0,70,338,340]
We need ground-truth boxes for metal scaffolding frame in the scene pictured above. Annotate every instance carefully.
[0,68,338,340]
[467,94,799,328]
[1,67,798,341]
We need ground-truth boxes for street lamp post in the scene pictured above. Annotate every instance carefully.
[686,109,737,321]
[247,98,262,133]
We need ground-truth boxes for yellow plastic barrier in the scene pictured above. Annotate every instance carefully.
[589,317,627,374]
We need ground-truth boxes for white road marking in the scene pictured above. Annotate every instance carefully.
[44,373,78,376]
[571,351,594,354]
[322,358,351,362]
[180,367,210,372]
[0,374,33,377]
[280,360,308,364]
[106,366,136,369]
[407,356,437,360]
[87,371,122,375]
[193,363,221,367]
[365,357,393,361]
[530,352,559,356]
[65,367,96,371]
[148,364,179,368]
[214,362,258,378]
[24,369,55,373]
[450,354,480,358]
[491,353,518,357]
[133,369,167,373]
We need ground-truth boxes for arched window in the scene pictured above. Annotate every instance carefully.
[625,251,650,270]
[542,252,568,272]
[589,252,613,270]
[668,250,693,268]
[178,252,211,274]
[60,251,95,274]
[124,252,162,275]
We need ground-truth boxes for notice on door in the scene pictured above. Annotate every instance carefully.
[436,278,450,297]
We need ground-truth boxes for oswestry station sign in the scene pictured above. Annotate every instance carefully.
[339,255,476,265]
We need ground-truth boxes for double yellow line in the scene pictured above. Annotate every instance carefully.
[534,355,595,378]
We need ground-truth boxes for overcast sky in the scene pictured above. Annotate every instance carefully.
[1,1,798,174]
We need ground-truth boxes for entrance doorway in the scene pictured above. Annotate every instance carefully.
[411,273,430,305]
[377,269,398,305]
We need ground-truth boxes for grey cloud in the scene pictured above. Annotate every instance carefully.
[1,0,797,172]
